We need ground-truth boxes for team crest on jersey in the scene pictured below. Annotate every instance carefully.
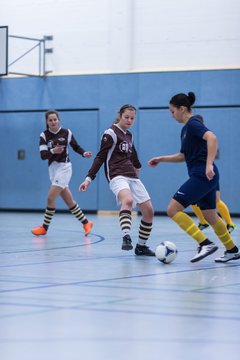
[119,141,131,153]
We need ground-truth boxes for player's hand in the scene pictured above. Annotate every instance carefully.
[83,151,93,158]
[79,179,90,192]
[148,157,161,167]
[206,164,215,180]
[53,144,65,154]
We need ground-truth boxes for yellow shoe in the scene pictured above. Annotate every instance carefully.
[83,221,93,236]
[31,226,47,236]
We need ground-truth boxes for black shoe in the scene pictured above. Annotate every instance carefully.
[122,235,133,251]
[135,244,155,256]
[198,223,209,230]
[227,224,236,234]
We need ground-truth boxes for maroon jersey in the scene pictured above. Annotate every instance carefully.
[39,127,85,166]
[87,124,141,182]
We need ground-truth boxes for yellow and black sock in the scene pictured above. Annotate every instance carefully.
[70,204,88,224]
[211,217,238,251]
[217,200,234,226]
[43,207,56,230]
[172,211,208,245]
[191,204,208,225]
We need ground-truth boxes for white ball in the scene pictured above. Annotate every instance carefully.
[155,241,177,264]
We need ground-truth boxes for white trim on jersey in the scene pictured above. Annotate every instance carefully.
[40,132,46,141]
[104,128,117,182]
[67,129,72,144]
[40,144,48,151]
[65,128,72,160]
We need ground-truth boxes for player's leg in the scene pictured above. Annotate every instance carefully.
[191,204,209,230]
[215,191,236,233]
[136,199,155,256]
[118,188,134,250]
[31,185,61,235]
[61,187,93,236]
[110,177,134,251]
[202,209,240,263]
[168,177,218,262]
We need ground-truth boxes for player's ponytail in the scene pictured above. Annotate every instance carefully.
[187,92,196,106]
[170,92,196,111]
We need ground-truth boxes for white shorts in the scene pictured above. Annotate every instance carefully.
[49,162,72,189]
[109,176,151,208]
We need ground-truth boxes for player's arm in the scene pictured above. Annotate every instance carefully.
[79,134,113,192]
[69,132,92,158]
[39,133,55,160]
[131,144,142,174]
[40,142,64,160]
[203,130,218,180]
[148,152,185,167]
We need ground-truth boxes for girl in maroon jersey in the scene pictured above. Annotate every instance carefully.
[79,104,155,255]
[31,110,93,237]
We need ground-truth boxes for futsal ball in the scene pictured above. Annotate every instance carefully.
[155,241,178,264]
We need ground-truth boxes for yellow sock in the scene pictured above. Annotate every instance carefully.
[172,211,206,244]
[217,200,234,226]
[211,217,236,250]
[191,204,208,225]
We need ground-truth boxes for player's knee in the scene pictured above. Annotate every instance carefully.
[123,197,133,209]
[166,205,176,218]
[148,205,154,219]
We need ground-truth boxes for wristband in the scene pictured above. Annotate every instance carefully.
[86,176,92,183]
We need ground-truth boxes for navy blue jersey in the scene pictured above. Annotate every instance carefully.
[180,117,211,176]
[174,116,219,209]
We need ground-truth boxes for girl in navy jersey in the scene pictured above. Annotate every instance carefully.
[79,104,155,255]
[31,110,93,237]
[148,92,240,263]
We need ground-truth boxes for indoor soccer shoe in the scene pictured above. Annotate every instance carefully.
[83,221,93,236]
[190,242,218,263]
[227,224,236,234]
[214,250,240,263]
[122,235,133,251]
[31,225,47,236]
[198,223,210,231]
[135,244,155,256]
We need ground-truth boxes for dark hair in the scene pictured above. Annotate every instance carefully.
[114,104,136,124]
[45,109,60,129]
[169,92,196,111]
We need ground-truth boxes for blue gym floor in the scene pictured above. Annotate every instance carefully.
[0,212,240,360]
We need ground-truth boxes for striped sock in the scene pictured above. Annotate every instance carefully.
[119,210,132,236]
[43,207,56,230]
[138,220,152,245]
[70,204,88,224]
